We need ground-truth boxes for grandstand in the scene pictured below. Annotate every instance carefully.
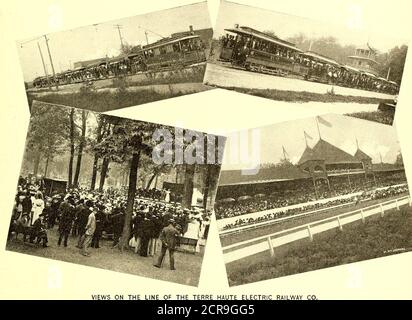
[215,138,407,220]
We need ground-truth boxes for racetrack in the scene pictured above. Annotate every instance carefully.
[222,195,410,264]
[205,63,396,100]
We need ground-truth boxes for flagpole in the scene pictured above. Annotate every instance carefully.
[304,131,308,147]
[316,117,322,140]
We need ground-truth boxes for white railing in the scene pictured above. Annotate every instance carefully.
[222,195,411,264]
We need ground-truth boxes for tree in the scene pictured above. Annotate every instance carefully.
[120,42,135,55]
[68,107,76,188]
[26,101,70,177]
[73,109,89,187]
[377,45,408,84]
[145,162,173,190]
[90,115,108,190]
[182,163,195,208]
[99,156,110,192]
[395,152,404,167]
[286,33,357,64]
[263,30,278,39]
[95,117,159,251]
[199,134,225,210]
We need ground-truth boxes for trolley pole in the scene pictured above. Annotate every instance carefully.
[114,24,124,49]
[37,42,51,90]
[43,35,58,89]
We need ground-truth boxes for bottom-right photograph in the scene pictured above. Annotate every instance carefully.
[215,113,411,286]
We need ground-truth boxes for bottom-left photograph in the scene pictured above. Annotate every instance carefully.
[6,100,225,287]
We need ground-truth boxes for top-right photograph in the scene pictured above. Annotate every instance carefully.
[204,0,409,125]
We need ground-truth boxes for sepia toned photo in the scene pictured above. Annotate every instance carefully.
[6,100,225,287]
[216,114,410,286]
[19,2,213,113]
[205,0,409,125]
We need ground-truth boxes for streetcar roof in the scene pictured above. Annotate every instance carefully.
[127,52,142,58]
[143,35,199,51]
[224,27,302,52]
[347,55,379,64]
[361,71,378,78]
[342,65,361,73]
[302,51,340,66]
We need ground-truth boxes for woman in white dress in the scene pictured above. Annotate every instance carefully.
[164,189,171,203]
[183,215,201,252]
[31,192,45,225]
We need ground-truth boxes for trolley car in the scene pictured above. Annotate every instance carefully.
[219,25,399,95]
[32,33,206,89]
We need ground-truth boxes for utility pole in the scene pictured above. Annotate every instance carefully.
[43,34,58,89]
[145,31,149,45]
[282,146,288,161]
[37,42,51,90]
[114,24,124,49]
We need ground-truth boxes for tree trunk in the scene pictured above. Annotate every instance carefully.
[73,110,87,187]
[99,157,110,192]
[175,165,179,183]
[146,171,158,190]
[203,165,211,210]
[33,149,41,176]
[90,155,99,190]
[119,150,141,251]
[90,117,106,190]
[182,164,195,208]
[44,154,50,178]
[68,108,75,188]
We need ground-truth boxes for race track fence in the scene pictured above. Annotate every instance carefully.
[222,195,411,264]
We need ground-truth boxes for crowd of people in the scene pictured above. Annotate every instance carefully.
[220,33,399,95]
[8,175,210,269]
[33,38,206,89]
[33,57,148,88]
[220,184,409,231]
[216,173,408,220]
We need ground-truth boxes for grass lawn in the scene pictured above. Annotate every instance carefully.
[27,89,189,113]
[225,205,412,286]
[6,227,203,287]
[215,86,392,105]
[346,111,394,125]
[220,193,408,248]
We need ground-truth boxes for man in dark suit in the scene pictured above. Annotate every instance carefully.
[138,215,154,257]
[75,200,91,249]
[58,197,75,247]
[30,214,48,247]
[154,218,180,270]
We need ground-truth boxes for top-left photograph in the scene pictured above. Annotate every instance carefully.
[18,1,212,112]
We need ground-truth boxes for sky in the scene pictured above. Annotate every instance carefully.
[17,2,211,82]
[214,1,409,54]
[222,113,402,171]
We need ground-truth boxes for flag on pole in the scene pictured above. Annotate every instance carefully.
[317,116,332,127]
